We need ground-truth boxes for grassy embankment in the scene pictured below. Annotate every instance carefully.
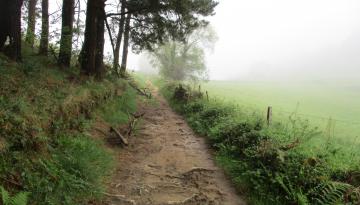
[156,79,360,205]
[0,47,138,204]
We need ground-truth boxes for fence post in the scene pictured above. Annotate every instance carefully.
[267,106,272,126]
[206,91,209,101]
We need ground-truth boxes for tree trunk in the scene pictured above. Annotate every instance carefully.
[0,0,24,61]
[95,0,106,78]
[120,13,131,76]
[113,0,126,73]
[58,0,75,67]
[39,0,49,55]
[25,0,37,47]
[80,0,106,78]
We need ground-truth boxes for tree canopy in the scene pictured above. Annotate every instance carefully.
[127,0,218,53]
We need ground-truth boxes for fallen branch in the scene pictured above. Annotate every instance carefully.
[129,81,152,99]
[110,126,128,146]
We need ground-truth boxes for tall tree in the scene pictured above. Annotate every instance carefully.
[58,0,75,67]
[95,0,106,77]
[80,0,106,78]
[25,0,38,47]
[39,0,49,55]
[0,0,24,61]
[113,0,126,73]
[120,13,131,75]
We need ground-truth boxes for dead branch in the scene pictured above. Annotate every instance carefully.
[129,81,152,99]
[110,126,129,146]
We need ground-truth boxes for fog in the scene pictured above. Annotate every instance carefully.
[133,0,360,82]
[47,0,360,82]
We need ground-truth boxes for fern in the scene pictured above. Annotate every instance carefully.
[1,186,10,204]
[275,173,310,204]
[345,186,360,204]
[310,181,352,205]
[0,186,29,205]
[10,192,29,205]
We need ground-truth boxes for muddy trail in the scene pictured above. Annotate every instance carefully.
[103,87,246,205]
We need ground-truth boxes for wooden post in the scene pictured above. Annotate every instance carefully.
[267,106,272,126]
[198,85,201,93]
[206,91,209,101]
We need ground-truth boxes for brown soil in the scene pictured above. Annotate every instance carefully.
[103,87,246,205]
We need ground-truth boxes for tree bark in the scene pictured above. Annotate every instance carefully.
[39,0,49,55]
[80,0,106,78]
[95,0,106,78]
[120,13,131,76]
[58,0,75,67]
[113,0,126,73]
[0,0,24,61]
[25,0,37,47]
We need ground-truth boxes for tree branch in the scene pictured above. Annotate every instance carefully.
[105,18,115,55]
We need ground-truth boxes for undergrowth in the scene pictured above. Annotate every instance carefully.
[0,48,137,204]
[158,81,360,205]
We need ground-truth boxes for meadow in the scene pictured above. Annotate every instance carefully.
[202,80,360,145]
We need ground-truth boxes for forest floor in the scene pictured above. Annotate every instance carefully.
[102,85,246,205]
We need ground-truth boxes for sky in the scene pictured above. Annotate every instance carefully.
[132,0,360,81]
[47,0,360,82]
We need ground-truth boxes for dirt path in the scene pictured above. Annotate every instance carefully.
[104,88,246,205]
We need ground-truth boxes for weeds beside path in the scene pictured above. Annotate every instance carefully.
[104,85,246,205]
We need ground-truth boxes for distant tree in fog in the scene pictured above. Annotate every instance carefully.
[150,26,218,82]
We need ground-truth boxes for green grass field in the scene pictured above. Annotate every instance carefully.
[202,80,360,152]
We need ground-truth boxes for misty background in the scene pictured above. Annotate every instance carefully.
[132,0,360,82]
